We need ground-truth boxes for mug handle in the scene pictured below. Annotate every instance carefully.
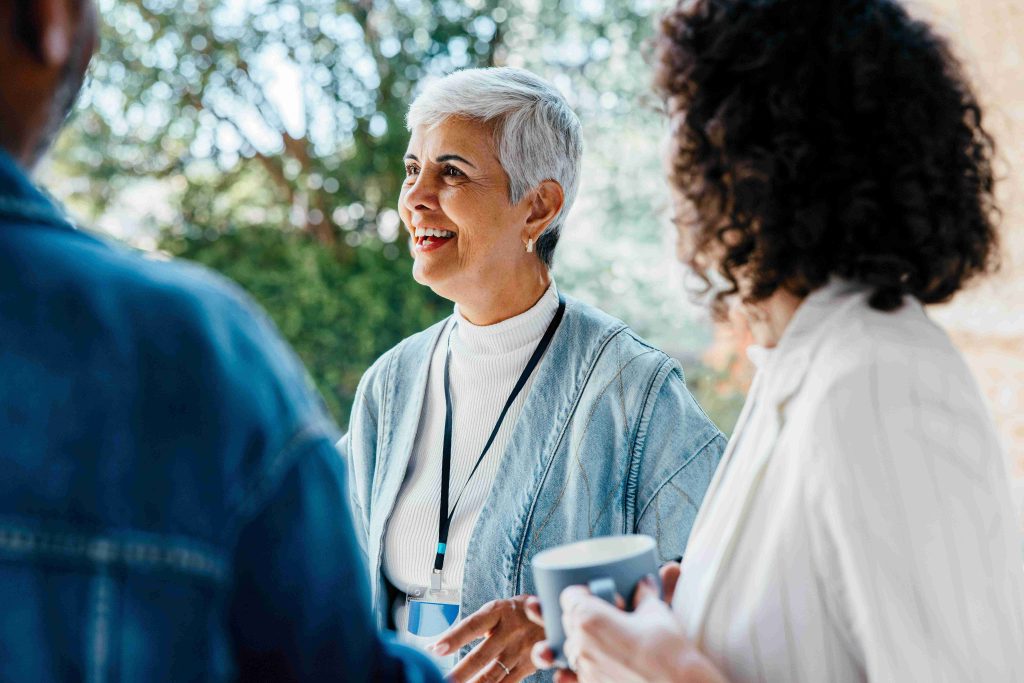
[587,577,617,605]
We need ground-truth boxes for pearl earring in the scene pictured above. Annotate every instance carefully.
[526,238,535,253]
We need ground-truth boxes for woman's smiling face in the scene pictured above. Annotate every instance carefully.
[399,116,535,303]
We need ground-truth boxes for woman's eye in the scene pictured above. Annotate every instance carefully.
[443,165,465,178]
[404,165,419,177]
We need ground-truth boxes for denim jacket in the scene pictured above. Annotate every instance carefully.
[343,297,726,638]
[0,150,440,683]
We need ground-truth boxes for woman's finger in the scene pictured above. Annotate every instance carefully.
[530,640,556,670]
[561,585,620,635]
[433,602,503,655]
[524,596,544,626]
[467,657,536,683]
[562,633,582,674]
[659,561,681,605]
[502,661,536,683]
[446,627,518,683]
[632,573,661,610]
[559,585,591,621]
[553,671,579,683]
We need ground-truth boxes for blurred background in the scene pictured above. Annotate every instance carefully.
[41,0,1022,527]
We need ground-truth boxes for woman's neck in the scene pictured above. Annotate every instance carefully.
[744,288,804,348]
[456,267,552,326]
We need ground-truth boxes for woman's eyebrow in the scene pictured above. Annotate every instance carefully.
[436,154,476,168]
[403,152,477,168]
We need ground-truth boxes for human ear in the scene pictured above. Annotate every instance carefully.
[15,0,73,66]
[523,179,565,244]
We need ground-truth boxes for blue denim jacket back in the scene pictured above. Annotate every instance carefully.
[0,151,441,682]
[344,296,726,655]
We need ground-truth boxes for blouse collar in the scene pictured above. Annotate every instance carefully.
[453,281,560,356]
[754,278,871,404]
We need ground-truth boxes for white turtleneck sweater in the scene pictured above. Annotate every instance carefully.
[383,282,560,615]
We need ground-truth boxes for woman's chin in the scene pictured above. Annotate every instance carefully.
[412,262,457,300]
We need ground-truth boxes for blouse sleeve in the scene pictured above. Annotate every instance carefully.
[808,348,1024,682]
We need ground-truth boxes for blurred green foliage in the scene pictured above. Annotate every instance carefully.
[161,226,448,420]
[51,0,746,430]
[55,0,514,424]
[679,362,746,435]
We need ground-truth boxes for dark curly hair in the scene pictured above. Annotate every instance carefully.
[655,0,999,317]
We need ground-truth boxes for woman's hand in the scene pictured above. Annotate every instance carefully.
[528,565,730,683]
[431,594,545,682]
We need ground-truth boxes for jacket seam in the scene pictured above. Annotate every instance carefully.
[370,348,398,504]
[530,348,660,543]
[635,431,724,525]
[511,323,630,592]
[0,520,230,584]
[623,356,677,531]
[225,417,338,540]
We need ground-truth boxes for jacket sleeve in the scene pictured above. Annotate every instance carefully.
[341,360,384,563]
[632,358,726,563]
[228,436,442,683]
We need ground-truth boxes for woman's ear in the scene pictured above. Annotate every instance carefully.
[523,179,565,243]
[14,0,74,66]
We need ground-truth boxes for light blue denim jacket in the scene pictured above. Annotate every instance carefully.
[342,296,725,634]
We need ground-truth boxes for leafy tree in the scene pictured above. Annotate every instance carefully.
[48,0,745,430]
[161,226,448,420]
[52,0,512,423]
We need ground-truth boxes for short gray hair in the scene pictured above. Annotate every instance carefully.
[407,67,583,267]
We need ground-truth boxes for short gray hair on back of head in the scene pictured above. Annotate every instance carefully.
[406,67,583,268]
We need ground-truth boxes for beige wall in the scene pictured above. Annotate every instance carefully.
[913,1,1024,524]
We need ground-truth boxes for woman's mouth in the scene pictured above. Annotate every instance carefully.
[414,227,456,253]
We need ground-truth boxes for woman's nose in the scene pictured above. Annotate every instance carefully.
[402,173,440,213]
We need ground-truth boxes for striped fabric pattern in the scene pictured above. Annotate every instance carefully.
[675,281,1024,682]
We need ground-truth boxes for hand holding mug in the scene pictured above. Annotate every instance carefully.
[528,555,729,683]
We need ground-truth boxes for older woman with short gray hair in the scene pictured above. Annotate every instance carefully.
[341,67,725,682]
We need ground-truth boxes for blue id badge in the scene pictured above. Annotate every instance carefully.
[401,585,461,673]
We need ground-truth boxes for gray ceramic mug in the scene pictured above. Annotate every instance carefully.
[531,534,660,669]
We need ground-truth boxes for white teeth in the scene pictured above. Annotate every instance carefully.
[414,228,454,239]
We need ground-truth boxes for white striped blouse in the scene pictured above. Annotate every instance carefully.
[675,280,1024,682]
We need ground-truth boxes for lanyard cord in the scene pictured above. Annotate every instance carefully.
[433,295,566,579]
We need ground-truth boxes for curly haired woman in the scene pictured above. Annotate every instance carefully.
[529,1,1024,681]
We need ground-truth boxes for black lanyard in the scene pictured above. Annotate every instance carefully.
[432,295,566,586]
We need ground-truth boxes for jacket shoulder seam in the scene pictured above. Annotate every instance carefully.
[623,356,679,528]
[225,418,338,539]
[635,431,725,525]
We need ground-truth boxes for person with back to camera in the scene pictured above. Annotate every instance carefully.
[0,0,443,680]
[340,66,726,682]
[527,0,1024,681]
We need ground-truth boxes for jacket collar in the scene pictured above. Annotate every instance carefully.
[0,149,77,231]
[755,278,869,410]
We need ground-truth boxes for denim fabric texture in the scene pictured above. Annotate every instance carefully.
[0,150,441,682]
[343,296,727,658]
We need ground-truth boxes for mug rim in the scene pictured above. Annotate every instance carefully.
[532,534,656,570]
